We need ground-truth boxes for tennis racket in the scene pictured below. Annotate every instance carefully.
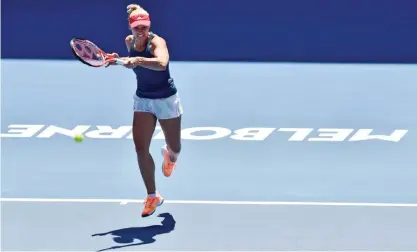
[70,37,125,67]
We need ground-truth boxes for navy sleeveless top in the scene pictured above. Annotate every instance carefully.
[129,32,177,99]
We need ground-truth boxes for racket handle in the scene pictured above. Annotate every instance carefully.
[114,59,126,65]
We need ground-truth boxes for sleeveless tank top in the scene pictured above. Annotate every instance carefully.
[129,32,177,99]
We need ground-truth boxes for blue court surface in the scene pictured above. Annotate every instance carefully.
[1,59,417,251]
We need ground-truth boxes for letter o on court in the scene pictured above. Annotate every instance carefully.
[181,127,232,140]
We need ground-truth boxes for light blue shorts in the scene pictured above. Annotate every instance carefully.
[133,92,183,120]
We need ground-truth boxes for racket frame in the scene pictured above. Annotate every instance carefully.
[70,37,125,67]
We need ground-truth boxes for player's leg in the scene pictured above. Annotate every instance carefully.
[155,93,183,177]
[132,96,164,217]
[132,111,157,195]
[159,115,182,176]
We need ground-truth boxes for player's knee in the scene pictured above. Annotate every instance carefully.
[135,145,151,156]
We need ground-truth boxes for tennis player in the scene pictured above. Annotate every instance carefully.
[111,4,183,217]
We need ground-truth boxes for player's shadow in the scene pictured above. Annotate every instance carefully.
[91,212,176,251]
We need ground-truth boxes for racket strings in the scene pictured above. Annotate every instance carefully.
[71,38,120,67]
[72,40,104,65]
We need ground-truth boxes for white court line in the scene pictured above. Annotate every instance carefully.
[1,197,417,207]
[3,250,387,252]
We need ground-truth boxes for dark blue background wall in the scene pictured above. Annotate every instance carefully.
[2,0,417,63]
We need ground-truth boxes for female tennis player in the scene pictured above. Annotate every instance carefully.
[111,4,183,217]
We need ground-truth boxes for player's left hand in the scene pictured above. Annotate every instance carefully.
[123,57,139,69]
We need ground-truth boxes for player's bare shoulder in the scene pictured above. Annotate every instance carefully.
[125,35,134,51]
[149,33,167,53]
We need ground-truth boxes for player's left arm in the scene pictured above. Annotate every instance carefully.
[127,35,169,71]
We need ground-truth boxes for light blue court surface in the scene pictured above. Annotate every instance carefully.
[1,59,417,251]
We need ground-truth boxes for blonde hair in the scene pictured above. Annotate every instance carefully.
[127,4,149,16]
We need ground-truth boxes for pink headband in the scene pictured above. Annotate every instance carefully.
[129,14,151,28]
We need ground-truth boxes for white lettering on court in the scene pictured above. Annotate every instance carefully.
[85,126,131,139]
[37,125,91,138]
[181,127,231,140]
[0,124,410,142]
[126,126,164,139]
[277,128,314,141]
[0,124,45,138]
[308,128,354,142]
[348,129,408,142]
[230,128,276,140]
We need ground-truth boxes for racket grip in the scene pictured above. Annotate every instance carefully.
[114,59,126,65]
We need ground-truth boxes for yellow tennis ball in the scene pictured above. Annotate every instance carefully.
[74,134,84,143]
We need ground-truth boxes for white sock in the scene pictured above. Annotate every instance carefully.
[166,145,179,162]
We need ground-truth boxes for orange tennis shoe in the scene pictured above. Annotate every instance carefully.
[161,145,177,177]
[142,193,164,217]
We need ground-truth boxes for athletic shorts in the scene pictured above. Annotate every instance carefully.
[133,92,183,120]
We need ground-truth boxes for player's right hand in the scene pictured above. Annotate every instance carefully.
[108,53,120,58]
[105,53,121,68]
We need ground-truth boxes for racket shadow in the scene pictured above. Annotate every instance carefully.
[91,212,176,252]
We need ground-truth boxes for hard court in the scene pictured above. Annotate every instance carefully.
[1,59,417,251]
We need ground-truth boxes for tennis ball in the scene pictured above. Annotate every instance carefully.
[74,134,84,143]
